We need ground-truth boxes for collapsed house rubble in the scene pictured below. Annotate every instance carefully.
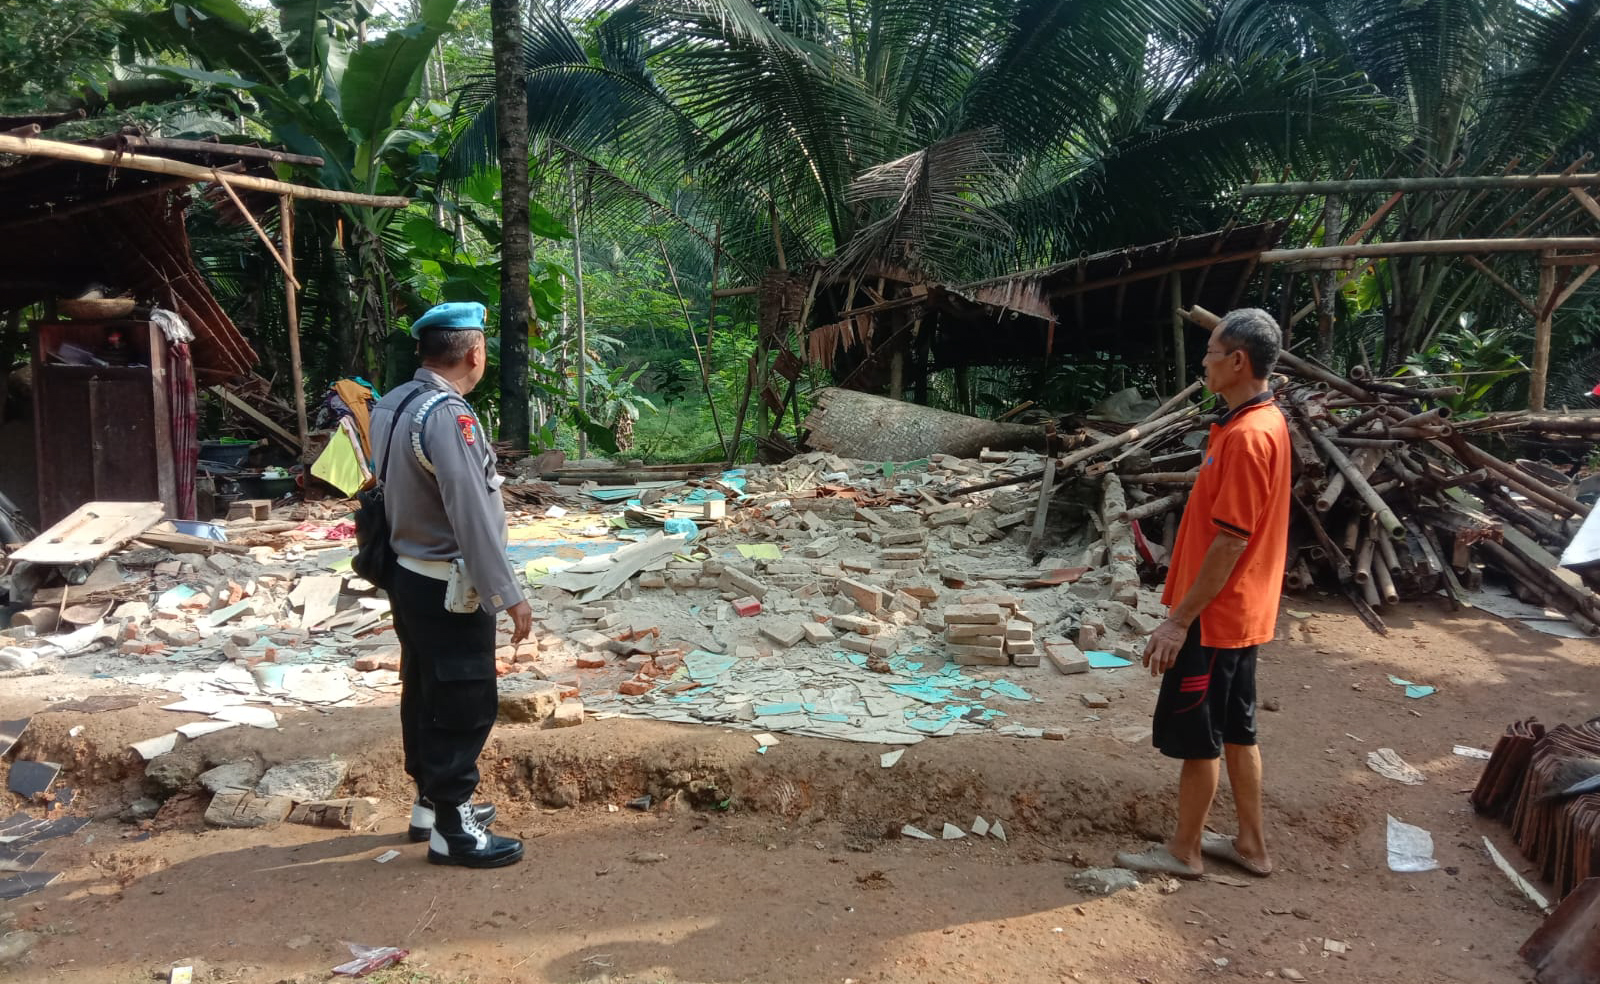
[2,310,1599,900]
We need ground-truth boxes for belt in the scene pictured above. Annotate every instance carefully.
[397,556,457,581]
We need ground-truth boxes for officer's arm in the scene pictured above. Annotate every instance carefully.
[424,405,524,614]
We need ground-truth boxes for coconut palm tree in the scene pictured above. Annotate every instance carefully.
[1206,0,1600,383]
[445,0,1389,289]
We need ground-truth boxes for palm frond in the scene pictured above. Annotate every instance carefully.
[832,129,1013,280]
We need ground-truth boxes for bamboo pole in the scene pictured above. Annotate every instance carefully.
[0,133,407,207]
[214,172,299,289]
[1531,260,1557,411]
[1142,379,1203,424]
[1119,492,1187,523]
[568,162,587,458]
[1259,237,1600,264]
[279,195,309,456]
[1239,174,1600,196]
[1372,548,1399,604]
[1306,425,1406,540]
[1058,406,1200,473]
[1123,471,1199,485]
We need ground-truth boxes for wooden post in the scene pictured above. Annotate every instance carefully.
[1531,256,1556,411]
[279,195,310,457]
[1318,195,1341,361]
[568,162,588,457]
[1169,270,1185,393]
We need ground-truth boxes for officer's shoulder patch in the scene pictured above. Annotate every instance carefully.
[457,414,476,445]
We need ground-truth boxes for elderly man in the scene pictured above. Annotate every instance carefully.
[369,301,532,869]
[1115,308,1290,880]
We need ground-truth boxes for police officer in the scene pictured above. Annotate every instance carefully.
[369,301,530,869]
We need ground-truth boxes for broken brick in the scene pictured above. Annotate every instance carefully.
[576,654,607,669]
[801,622,835,644]
[942,603,1006,625]
[731,596,762,617]
[832,613,882,636]
[760,621,806,648]
[836,576,888,614]
[719,568,768,600]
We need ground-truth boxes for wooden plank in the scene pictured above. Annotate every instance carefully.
[135,529,250,556]
[11,500,163,565]
[211,385,301,450]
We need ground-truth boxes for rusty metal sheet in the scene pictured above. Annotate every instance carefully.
[1522,877,1600,984]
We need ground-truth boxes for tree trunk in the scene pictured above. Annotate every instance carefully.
[492,0,531,450]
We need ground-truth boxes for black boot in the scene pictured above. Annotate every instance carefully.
[408,797,497,843]
[427,801,523,868]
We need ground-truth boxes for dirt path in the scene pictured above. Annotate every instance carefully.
[0,598,1589,984]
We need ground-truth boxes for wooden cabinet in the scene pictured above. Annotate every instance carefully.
[31,320,176,526]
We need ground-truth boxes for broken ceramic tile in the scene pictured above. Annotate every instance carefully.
[0,718,29,757]
[129,733,179,761]
[6,761,60,800]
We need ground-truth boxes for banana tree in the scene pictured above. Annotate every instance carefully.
[120,0,461,376]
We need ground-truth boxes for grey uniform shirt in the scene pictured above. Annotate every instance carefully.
[369,368,523,614]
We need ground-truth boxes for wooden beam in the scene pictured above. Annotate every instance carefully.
[1567,185,1600,224]
[280,196,310,455]
[211,385,301,450]
[117,135,324,167]
[1260,237,1600,264]
[213,171,300,289]
[1464,256,1536,316]
[0,133,408,207]
[1552,264,1599,311]
[1047,248,1268,298]
[1542,251,1600,266]
[711,286,759,298]
[1531,261,1556,411]
[1239,173,1600,197]
[1343,191,1404,245]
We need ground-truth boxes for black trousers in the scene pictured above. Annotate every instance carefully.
[389,565,498,806]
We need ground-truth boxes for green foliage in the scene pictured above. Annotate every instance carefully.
[1400,325,1529,414]
[0,0,125,111]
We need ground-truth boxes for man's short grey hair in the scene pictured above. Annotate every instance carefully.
[418,328,483,367]
[1217,308,1281,380]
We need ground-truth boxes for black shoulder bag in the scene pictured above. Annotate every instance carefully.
[353,387,429,588]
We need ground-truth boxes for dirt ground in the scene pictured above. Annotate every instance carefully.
[0,594,1592,984]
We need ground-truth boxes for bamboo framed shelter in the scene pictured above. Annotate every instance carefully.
[0,129,410,450]
[1237,166,1600,411]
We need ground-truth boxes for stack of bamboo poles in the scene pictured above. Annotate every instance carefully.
[984,306,1600,637]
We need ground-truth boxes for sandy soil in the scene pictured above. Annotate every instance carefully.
[0,594,1592,984]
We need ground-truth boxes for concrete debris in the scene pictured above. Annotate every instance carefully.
[255,759,348,802]
[287,797,378,829]
[204,789,293,829]
[0,436,1206,756]
[1070,867,1140,896]
[198,761,261,794]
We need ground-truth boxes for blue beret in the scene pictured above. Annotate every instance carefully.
[410,301,487,338]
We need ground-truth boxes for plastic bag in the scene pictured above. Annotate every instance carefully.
[331,942,408,977]
[1386,814,1439,872]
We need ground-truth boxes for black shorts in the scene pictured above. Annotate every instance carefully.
[1151,622,1259,760]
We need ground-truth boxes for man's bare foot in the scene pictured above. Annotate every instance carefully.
[1201,831,1273,876]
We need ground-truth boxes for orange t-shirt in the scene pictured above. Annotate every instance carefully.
[1161,392,1292,648]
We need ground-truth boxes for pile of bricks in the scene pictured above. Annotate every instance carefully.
[940,592,1038,667]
